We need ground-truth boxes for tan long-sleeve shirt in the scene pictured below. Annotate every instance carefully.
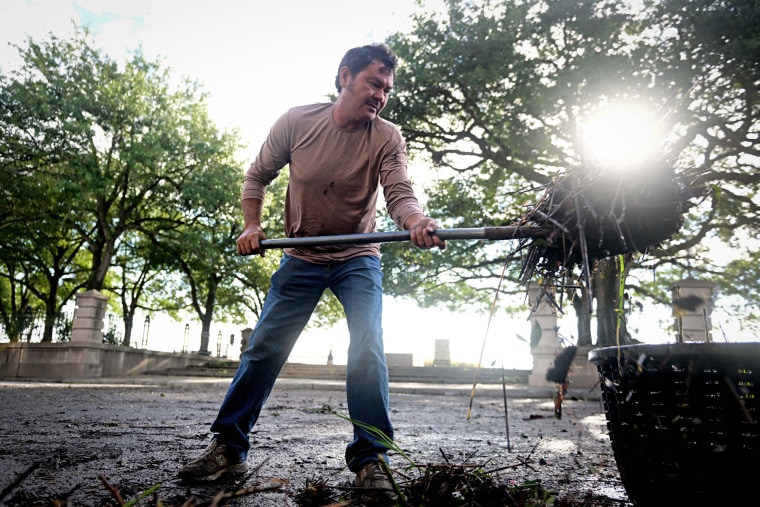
[242,103,424,263]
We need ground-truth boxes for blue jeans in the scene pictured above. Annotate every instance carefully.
[210,254,393,472]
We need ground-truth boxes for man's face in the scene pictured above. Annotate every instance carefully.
[339,59,394,127]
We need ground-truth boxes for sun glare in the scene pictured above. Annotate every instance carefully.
[580,103,660,170]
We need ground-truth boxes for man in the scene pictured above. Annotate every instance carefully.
[179,43,446,500]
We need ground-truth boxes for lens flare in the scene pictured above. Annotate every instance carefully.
[580,102,659,170]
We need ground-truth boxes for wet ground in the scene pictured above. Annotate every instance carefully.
[0,376,633,506]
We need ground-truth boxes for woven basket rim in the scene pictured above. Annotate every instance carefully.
[588,341,760,364]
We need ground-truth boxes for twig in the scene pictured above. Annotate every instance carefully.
[528,209,571,234]
[195,483,285,507]
[501,364,511,452]
[60,482,84,503]
[572,175,593,294]
[487,460,539,474]
[209,489,225,507]
[406,463,483,470]
[467,257,510,421]
[0,462,40,503]
[98,474,125,506]
[235,455,271,486]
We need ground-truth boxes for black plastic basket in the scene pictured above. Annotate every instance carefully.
[589,342,760,506]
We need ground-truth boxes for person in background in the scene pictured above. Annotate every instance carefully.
[179,43,445,502]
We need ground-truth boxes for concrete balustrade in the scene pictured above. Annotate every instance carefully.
[1,279,715,380]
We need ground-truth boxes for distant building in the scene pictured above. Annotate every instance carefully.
[386,353,414,367]
[433,339,450,366]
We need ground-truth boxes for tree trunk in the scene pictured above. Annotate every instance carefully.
[196,274,219,355]
[572,288,593,347]
[122,315,134,347]
[41,296,57,343]
[594,258,632,347]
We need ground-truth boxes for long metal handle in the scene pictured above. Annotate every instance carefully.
[259,226,554,249]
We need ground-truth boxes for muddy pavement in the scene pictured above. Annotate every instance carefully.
[0,377,632,506]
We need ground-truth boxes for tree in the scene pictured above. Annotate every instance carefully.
[0,26,236,286]
[0,26,252,344]
[107,231,174,346]
[154,203,270,355]
[1,27,349,348]
[632,0,760,317]
[0,54,91,341]
[383,0,759,346]
[158,171,346,354]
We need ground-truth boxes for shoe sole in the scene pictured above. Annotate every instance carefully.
[179,462,248,482]
[355,480,398,502]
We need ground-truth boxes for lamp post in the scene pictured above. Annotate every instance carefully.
[182,323,189,354]
[216,330,222,358]
[141,315,150,349]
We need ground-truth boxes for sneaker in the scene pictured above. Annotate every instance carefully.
[178,438,247,482]
[354,461,397,503]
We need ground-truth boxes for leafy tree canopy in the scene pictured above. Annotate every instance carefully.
[381,0,760,342]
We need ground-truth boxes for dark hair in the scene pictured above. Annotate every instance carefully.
[334,43,398,92]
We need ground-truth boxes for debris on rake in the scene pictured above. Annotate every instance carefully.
[515,162,704,288]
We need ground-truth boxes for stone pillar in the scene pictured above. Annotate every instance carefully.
[70,290,109,344]
[527,283,560,388]
[671,278,715,342]
[433,339,451,366]
[239,327,252,359]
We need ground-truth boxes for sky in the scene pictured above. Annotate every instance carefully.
[1,0,431,163]
[1,0,719,368]
[0,0,546,368]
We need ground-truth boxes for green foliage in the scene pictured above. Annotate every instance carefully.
[0,26,289,344]
[383,0,646,316]
[382,0,760,337]
[334,412,416,468]
[3,1,758,346]
[123,483,161,507]
[630,0,760,330]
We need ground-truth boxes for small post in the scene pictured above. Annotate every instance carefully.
[182,324,190,353]
[501,363,511,452]
[141,315,150,349]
